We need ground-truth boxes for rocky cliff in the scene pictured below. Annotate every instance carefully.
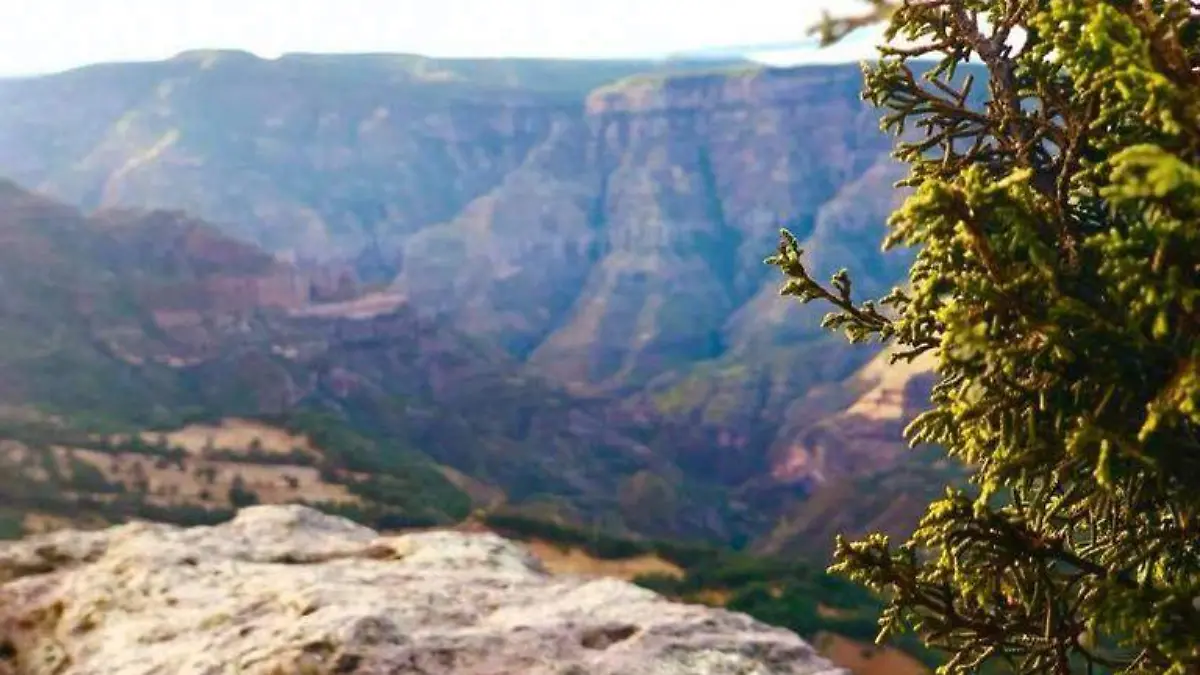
[0,504,846,675]
[393,65,906,393]
[0,54,739,263]
[0,55,906,389]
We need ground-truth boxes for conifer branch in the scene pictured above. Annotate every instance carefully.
[777,1,1200,672]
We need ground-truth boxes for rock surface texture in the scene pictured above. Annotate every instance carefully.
[0,505,847,675]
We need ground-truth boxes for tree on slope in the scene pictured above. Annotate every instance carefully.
[768,1,1200,672]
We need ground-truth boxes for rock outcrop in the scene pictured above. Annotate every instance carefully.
[0,505,846,675]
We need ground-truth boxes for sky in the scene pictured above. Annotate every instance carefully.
[0,0,884,76]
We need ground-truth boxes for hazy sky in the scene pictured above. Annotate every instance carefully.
[0,1,883,76]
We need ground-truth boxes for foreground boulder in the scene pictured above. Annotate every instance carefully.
[0,505,846,674]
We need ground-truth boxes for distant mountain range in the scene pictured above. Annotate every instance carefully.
[0,52,956,554]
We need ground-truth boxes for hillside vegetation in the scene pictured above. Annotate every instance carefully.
[0,413,472,532]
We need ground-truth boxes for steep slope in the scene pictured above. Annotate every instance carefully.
[599,152,912,490]
[0,180,764,541]
[768,350,936,486]
[753,350,953,557]
[0,180,216,423]
[391,65,906,390]
[529,67,896,387]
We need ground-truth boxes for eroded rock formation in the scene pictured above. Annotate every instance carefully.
[0,505,846,674]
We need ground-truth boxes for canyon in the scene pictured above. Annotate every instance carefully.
[0,52,948,554]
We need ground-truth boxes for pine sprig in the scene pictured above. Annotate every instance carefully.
[770,1,1200,672]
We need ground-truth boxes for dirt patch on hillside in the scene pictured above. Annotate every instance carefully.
[55,447,356,509]
[524,540,685,581]
[688,588,733,607]
[817,603,857,619]
[438,466,506,508]
[134,418,318,457]
[289,291,406,320]
[814,632,930,675]
[21,511,103,535]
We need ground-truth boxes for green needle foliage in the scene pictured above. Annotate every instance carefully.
[768,1,1200,672]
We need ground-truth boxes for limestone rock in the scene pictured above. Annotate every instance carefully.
[0,505,846,675]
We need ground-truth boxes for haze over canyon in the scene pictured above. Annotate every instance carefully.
[0,51,948,556]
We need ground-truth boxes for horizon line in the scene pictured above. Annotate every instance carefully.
[0,36,871,79]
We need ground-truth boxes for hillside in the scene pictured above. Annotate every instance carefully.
[0,180,789,543]
[0,54,966,556]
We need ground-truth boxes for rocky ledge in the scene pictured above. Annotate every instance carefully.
[0,505,846,675]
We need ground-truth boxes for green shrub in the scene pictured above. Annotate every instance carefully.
[227,475,259,508]
[0,511,24,540]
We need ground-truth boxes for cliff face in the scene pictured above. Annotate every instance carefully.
[0,53,732,264]
[385,66,918,498]
[0,57,905,385]
[393,66,903,389]
[0,504,847,675]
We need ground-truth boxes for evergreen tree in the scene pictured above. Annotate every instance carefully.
[769,1,1200,672]
[228,474,259,509]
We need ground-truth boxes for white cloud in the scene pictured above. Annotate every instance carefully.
[0,0,883,76]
